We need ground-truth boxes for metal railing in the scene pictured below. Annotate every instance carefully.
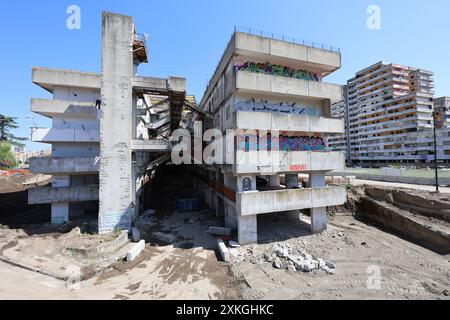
[234,26,340,53]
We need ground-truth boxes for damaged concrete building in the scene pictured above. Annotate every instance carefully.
[194,31,347,244]
[28,12,346,244]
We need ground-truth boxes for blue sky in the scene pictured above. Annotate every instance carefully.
[1,0,449,150]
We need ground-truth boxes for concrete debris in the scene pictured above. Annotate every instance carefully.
[153,232,176,244]
[217,239,230,262]
[229,241,241,248]
[143,209,156,216]
[207,226,231,236]
[270,243,336,274]
[126,240,145,262]
[131,227,141,243]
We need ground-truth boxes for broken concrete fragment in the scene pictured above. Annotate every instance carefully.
[326,261,336,269]
[217,239,230,262]
[126,240,145,262]
[131,227,141,243]
[153,232,176,244]
[273,258,283,269]
[207,226,231,236]
[229,240,241,248]
[318,258,326,268]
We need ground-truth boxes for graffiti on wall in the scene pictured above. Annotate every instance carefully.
[235,99,320,116]
[235,61,322,82]
[236,134,325,152]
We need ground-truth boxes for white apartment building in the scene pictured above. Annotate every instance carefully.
[195,31,347,244]
[327,61,450,165]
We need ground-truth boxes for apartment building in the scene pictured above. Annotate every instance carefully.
[194,31,346,244]
[327,61,448,165]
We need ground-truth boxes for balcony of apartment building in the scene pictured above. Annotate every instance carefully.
[235,185,346,216]
[29,156,100,174]
[31,98,99,118]
[32,67,101,93]
[28,184,99,205]
[234,110,344,134]
[234,69,342,103]
[232,150,345,174]
[30,127,100,143]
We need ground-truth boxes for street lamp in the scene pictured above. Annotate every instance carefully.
[432,106,448,193]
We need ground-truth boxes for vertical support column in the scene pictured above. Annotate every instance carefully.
[285,173,300,219]
[309,172,327,233]
[98,12,134,234]
[51,203,69,225]
[236,175,258,245]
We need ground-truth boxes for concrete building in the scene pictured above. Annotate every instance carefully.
[29,12,189,230]
[327,61,450,165]
[195,31,346,244]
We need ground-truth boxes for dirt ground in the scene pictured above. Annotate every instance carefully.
[0,171,448,300]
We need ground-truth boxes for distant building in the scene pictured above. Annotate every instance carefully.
[327,61,450,166]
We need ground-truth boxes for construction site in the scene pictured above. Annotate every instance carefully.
[0,12,449,300]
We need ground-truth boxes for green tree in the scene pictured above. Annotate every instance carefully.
[0,141,17,169]
[0,114,27,147]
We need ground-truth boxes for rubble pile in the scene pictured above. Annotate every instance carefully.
[267,243,336,274]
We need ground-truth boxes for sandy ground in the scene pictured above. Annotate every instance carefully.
[350,179,450,194]
[229,213,450,300]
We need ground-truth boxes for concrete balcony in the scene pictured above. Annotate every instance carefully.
[31,99,98,118]
[235,71,342,103]
[131,139,169,151]
[234,32,341,74]
[29,185,99,205]
[31,128,100,143]
[235,110,344,134]
[236,186,346,216]
[32,67,100,93]
[29,156,100,174]
[233,151,345,174]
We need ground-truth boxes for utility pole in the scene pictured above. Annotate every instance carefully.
[432,110,439,193]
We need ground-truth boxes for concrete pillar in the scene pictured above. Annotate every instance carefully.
[98,13,134,234]
[51,203,69,225]
[225,204,238,231]
[269,175,280,188]
[237,214,257,245]
[236,175,256,192]
[285,174,299,189]
[309,172,327,233]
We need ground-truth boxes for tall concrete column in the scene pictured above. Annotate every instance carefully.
[309,172,327,233]
[285,174,299,189]
[98,12,134,234]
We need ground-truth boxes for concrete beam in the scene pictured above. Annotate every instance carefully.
[236,186,346,216]
[32,67,100,93]
[236,71,342,103]
[234,151,345,174]
[236,111,344,134]
[31,99,98,118]
[30,128,100,143]
[131,139,169,151]
[29,156,100,174]
[28,185,99,205]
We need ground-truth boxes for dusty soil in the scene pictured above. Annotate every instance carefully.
[229,213,450,300]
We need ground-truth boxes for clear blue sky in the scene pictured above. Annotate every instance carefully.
[1,0,449,150]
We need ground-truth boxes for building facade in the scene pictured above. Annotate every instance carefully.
[327,61,450,166]
[195,31,347,244]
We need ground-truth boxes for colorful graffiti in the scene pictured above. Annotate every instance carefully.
[235,61,322,82]
[235,99,321,116]
[236,135,325,152]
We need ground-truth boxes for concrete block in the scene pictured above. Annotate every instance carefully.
[217,239,230,262]
[311,207,327,233]
[153,232,176,244]
[126,240,145,262]
[131,227,141,242]
[208,226,232,236]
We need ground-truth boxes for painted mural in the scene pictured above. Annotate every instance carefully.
[235,61,322,82]
[236,134,325,152]
[235,99,321,116]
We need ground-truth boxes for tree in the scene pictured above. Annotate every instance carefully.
[0,114,27,147]
[0,141,17,169]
